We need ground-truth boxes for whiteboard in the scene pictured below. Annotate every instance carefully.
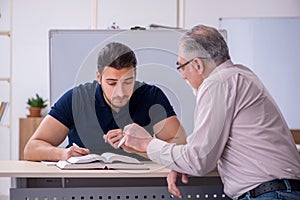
[49,29,195,134]
[219,17,300,129]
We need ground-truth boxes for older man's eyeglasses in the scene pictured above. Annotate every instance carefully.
[176,57,208,73]
[176,59,194,73]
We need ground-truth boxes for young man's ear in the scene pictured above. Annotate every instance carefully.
[96,71,102,82]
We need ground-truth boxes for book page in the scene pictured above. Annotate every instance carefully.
[41,161,58,166]
[101,152,141,164]
[56,160,106,169]
[296,144,300,152]
[67,154,106,164]
[56,153,146,170]
[66,153,141,164]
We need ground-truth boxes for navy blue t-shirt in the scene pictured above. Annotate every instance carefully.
[49,81,176,149]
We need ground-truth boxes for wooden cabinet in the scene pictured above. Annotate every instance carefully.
[19,117,43,160]
[291,129,300,144]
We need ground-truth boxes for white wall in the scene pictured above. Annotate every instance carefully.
[185,0,300,28]
[11,0,92,159]
[1,0,93,197]
[220,18,300,129]
[0,0,299,197]
[97,0,177,29]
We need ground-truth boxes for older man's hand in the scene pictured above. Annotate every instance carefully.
[122,123,153,153]
[167,170,189,199]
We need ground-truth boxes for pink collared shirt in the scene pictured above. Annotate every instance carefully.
[147,60,300,199]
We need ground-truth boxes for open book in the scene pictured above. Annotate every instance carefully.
[56,152,149,170]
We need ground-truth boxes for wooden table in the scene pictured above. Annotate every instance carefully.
[0,160,228,200]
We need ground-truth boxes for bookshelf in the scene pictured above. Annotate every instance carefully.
[0,1,12,198]
[0,31,11,128]
[0,0,12,163]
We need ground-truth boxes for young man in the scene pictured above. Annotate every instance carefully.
[121,25,300,200]
[24,42,186,161]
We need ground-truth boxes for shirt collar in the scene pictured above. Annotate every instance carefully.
[210,59,234,76]
[194,59,234,95]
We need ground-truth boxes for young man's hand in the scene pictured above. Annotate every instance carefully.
[103,129,123,149]
[61,145,90,160]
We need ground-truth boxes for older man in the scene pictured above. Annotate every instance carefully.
[121,25,300,200]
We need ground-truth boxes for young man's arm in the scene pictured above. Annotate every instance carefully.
[153,115,187,145]
[24,115,89,161]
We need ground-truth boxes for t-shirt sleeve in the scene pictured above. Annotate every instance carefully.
[148,86,176,124]
[48,89,74,129]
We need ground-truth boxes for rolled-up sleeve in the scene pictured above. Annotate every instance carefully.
[147,78,231,176]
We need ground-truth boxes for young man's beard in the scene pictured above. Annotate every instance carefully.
[102,91,129,109]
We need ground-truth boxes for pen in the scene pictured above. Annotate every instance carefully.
[72,142,79,147]
[117,135,127,148]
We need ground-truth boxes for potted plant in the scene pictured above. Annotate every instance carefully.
[27,93,48,117]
